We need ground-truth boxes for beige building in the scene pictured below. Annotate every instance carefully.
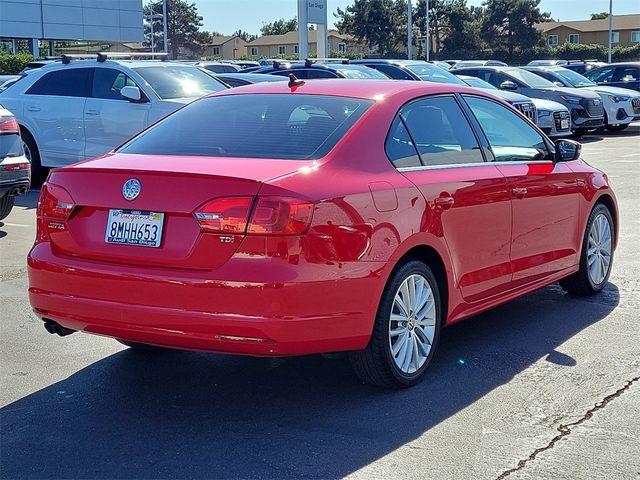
[536,14,640,48]
[202,35,247,59]
[246,29,367,59]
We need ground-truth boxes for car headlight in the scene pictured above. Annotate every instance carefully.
[537,110,552,118]
[560,95,582,104]
[607,94,630,103]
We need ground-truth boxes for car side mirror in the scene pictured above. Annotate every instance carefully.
[120,86,145,103]
[553,81,564,87]
[555,139,581,162]
[499,80,518,91]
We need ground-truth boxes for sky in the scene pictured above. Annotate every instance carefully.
[191,0,640,36]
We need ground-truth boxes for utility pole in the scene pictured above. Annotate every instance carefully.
[163,0,168,54]
[298,0,309,60]
[607,0,613,63]
[425,0,430,61]
[407,0,413,60]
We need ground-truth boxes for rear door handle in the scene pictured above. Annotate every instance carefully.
[27,106,41,112]
[512,187,528,197]
[434,196,455,210]
[85,109,99,116]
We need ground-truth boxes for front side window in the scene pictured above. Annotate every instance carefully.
[586,66,614,83]
[464,95,551,163]
[119,94,373,160]
[133,65,226,99]
[92,68,138,100]
[613,67,639,83]
[569,34,580,44]
[372,64,414,80]
[26,68,92,97]
[548,35,558,46]
[400,96,483,167]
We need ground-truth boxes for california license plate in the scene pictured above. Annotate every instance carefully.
[561,119,570,129]
[105,209,164,248]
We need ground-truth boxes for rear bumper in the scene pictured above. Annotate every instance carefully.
[28,242,382,356]
[0,155,31,197]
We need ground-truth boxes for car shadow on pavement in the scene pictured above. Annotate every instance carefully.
[0,283,619,479]
[13,190,38,210]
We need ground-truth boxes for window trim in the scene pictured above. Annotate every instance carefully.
[548,34,558,46]
[338,42,347,53]
[278,46,286,55]
[568,33,580,44]
[632,31,640,43]
[212,46,220,56]
[384,93,489,171]
[610,31,620,44]
[250,47,258,56]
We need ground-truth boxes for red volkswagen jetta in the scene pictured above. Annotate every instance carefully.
[28,79,617,387]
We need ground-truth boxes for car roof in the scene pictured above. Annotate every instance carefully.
[36,59,193,70]
[216,73,288,82]
[351,59,425,66]
[206,78,483,101]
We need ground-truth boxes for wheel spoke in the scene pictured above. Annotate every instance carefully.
[394,296,410,318]
[414,325,434,346]
[401,334,413,372]
[392,331,409,356]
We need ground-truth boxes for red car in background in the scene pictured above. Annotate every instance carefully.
[28,79,618,388]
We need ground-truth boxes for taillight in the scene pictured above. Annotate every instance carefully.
[193,196,314,236]
[0,117,19,134]
[248,197,313,235]
[36,183,76,242]
[2,163,30,171]
[194,197,253,234]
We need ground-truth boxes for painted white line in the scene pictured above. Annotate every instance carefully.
[2,223,32,228]
[622,153,640,157]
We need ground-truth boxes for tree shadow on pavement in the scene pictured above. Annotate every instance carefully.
[0,283,619,479]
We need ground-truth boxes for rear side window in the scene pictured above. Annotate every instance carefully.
[119,94,373,160]
[92,68,138,100]
[386,117,421,168]
[26,68,92,97]
[399,95,484,167]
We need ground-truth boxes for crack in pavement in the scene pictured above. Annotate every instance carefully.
[495,375,640,480]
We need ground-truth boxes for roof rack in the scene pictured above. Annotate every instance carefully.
[60,52,169,64]
[305,58,349,67]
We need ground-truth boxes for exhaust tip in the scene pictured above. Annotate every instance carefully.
[43,320,76,337]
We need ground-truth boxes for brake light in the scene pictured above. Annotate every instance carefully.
[194,197,253,234]
[2,163,30,171]
[248,197,313,235]
[36,183,76,242]
[194,196,314,236]
[0,117,19,134]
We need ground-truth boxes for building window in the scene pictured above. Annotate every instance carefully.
[569,34,580,44]
[611,31,619,43]
[547,35,558,46]
[212,47,220,56]
[631,31,640,43]
[278,46,286,55]
[338,42,346,54]
[294,45,299,54]
[250,47,258,56]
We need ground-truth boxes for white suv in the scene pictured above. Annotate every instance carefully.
[0,57,227,181]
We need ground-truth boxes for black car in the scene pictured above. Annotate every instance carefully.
[350,59,468,84]
[564,61,608,75]
[584,62,640,92]
[252,60,389,79]
[214,72,288,88]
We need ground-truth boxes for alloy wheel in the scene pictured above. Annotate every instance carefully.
[587,213,612,285]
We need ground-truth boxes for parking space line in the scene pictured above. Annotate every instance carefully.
[2,223,32,228]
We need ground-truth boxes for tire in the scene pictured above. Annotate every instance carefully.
[349,259,442,388]
[606,123,628,132]
[21,131,47,186]
[0,195,15,221]
[560,203,614,296]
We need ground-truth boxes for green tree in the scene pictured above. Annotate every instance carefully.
[414,0,481,55]
[144,0,204,59]
[260,18,298,36]
[233,29,258,42]
[335,0,408,57]
[590,12,609,20]
[481,0,551,58]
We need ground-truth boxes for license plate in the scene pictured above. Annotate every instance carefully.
[561,119,570,129]
[105,209,164,248]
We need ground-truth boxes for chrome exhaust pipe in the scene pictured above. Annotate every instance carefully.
[43,320,76,337]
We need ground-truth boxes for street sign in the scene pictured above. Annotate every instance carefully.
[307,0,327,24]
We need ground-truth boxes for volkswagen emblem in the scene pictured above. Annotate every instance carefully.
[122,178,141,201]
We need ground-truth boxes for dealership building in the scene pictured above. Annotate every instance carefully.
[0,0,144,55]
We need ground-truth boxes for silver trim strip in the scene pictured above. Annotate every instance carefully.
[398,160,554,172]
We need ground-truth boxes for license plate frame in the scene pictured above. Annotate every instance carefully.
[105,209,165,248]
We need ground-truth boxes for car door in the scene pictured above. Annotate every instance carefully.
[394,95,513,302]
[463,94,582,286]
[84,67,151,160]
[22,67,91,167]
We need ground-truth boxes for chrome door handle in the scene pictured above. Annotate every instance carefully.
[85,109,99,116]
[512,187,528,196]
[27,106,41,112]
[434,196,455,210]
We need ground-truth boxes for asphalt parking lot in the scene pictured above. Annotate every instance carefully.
[1,125,639,480]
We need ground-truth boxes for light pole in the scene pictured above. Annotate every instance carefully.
[145,13,164,53]
[162,0,168,54]
[407,0,413,60]
[607,0,613,63]
[425,0,430,61]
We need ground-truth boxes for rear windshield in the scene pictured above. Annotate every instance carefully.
[0,133,23,158]
[119,94,373,160]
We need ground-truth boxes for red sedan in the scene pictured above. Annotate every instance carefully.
[28,79,618,387]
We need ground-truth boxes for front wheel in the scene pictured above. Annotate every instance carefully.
[606,124,628,132]
[350,260,442,388]
[0,195,15,221]
[560,203,614,296]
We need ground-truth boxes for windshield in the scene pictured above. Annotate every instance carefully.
[133,65,227,99]
[406,64,466,85]
[337,66,389,79]
[119,94,373,160]
[553,68,596,87]
[461,76,497,90]
[505,68,556,88]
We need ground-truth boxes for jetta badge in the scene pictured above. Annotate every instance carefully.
[122,178,141,201]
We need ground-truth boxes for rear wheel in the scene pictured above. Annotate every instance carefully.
[22,131,47,186]
[349,259,442,388]
[560,203,614,296]
[606,123,628,132]
[0,195,15,221]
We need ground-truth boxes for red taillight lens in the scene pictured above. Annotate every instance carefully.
[193,197,253,234]
[0,117,19,134]
[36,184,76,242]
[2,163,30,171]
[248,197,313,235]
